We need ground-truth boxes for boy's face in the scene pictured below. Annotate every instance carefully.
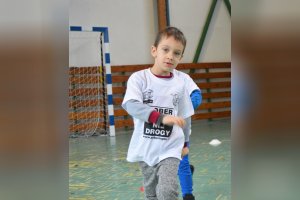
[151,36,184,73]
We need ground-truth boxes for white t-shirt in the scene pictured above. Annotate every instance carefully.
[173,69,200,95]
[122,68,194,166]
[173,69,200,138]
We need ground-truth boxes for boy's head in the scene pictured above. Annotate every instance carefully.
[151,27,186,75]
[153,27,187,55]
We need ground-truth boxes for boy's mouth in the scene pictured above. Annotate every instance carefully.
[165,62,173,67]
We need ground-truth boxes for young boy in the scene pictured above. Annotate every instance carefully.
[122,27,194,200]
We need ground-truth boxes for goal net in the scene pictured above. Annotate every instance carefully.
[69,31,108,137]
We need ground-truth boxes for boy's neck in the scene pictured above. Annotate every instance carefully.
[153,72,173,78]
[150,66,171,76]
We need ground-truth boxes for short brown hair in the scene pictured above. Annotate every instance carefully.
[153,27,187,54]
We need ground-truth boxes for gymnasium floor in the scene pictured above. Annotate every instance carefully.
[69,119,231,200]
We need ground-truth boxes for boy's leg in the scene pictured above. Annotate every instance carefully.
[156,158,180,200]
[139,162,158,200]
[178,154,195,199]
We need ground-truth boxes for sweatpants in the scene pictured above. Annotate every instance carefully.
[139,157,180,200]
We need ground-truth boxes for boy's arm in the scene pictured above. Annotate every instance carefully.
[123,100,186,127]
[181,72,202,109]
[190,89,202,110]
[182,117,191,142]
[122,99,155,122]
[181,117,191,157]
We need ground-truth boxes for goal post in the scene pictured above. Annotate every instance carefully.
[69,26,115,137]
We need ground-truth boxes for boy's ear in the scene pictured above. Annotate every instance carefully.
[151,46,157,58]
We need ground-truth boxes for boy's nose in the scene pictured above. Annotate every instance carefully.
[167,52,173,60]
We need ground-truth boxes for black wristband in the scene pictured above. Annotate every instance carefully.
[184,142,188,148]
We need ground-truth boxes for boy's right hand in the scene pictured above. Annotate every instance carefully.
[162,115,186,128]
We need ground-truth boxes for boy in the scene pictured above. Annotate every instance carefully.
[122,27,194,200]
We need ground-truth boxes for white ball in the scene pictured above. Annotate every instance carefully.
[209,139,221,146]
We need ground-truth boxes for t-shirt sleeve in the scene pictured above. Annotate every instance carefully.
[184,74,200,95]
[178,87,194,119]
[122,73,143,106]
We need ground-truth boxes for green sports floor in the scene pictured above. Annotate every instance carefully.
[69,119,231,200]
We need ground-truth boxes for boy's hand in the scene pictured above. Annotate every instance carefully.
[162,115,186,128]
[181,147,189,157]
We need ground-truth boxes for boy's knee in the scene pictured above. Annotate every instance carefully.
[157,183,178,200]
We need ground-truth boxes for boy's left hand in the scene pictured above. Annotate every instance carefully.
[181,147,189,157]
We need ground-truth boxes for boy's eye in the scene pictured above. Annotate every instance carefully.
[163,48,169,52]
[174,52,181,56]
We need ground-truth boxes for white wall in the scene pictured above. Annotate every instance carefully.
[69,0,231,66]
[169,0,231,62]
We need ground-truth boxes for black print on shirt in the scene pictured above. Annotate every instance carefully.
[143,122,173,140]
[171,93,179,106]
[143,89,153,104]
[143,106,174,140]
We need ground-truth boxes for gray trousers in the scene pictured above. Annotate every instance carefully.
[139,157,180,200]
